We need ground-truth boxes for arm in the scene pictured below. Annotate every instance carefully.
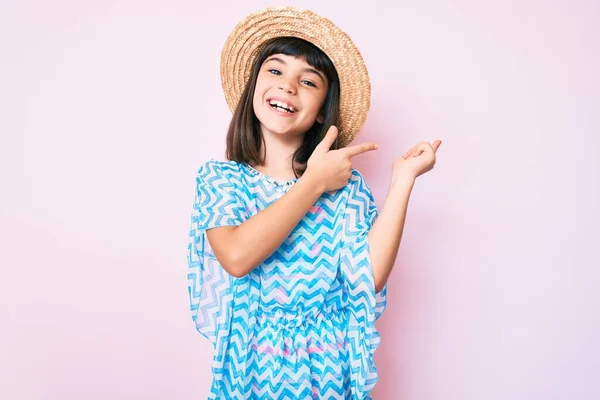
[368,171,415,293]
[368,139,442,293]
[206,171,325,278]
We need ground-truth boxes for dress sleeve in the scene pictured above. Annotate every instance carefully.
[187,159,247,347]
[340,169,388,398]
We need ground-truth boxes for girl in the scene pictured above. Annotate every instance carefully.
[187,7,441,399]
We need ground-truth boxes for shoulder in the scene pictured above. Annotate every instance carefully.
[196,159,244,182]
[348,168,372,193]
[349,168,367,183]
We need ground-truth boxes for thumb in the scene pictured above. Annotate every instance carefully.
[314,125,338,155]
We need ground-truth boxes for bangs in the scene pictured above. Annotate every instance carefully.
[258,37,337,84]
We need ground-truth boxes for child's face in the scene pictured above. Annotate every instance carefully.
[252,53,328,142]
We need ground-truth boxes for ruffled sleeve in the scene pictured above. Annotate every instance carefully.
[187,159,248,348]
[340,169,388,398]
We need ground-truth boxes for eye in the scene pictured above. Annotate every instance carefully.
[268,69,281,75]
[302,80,316,87]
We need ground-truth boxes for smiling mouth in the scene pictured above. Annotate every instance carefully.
[267,100,296,113]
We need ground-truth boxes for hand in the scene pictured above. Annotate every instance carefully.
[305,125,378,192]
[393,140,442,180]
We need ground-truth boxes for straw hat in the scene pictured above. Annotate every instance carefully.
[220,6,371,147]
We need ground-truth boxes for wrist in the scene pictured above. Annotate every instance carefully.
[299,169,326,196]
[390,170,416,190]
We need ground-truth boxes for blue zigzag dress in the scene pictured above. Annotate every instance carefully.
[187,159,387,399]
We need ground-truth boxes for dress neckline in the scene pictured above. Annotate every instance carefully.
[242,163,299,186]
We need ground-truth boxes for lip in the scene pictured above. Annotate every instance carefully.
[265,98,297,117]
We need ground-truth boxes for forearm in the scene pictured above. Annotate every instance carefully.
[368,172,415,293]
[224,172,325,276]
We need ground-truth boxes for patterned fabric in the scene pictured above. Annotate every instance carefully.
[187,159,388,399]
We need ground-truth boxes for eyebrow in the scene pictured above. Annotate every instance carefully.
[264,56,326,83]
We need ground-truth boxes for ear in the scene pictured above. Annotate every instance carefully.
[317,113,324,124]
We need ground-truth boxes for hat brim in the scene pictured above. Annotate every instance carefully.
[220,6,371,147]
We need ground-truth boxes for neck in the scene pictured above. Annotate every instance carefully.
[255,128,304,179]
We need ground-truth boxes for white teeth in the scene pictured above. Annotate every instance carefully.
[269,100,295,112]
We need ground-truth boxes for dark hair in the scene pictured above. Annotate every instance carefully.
[225,37,341,178]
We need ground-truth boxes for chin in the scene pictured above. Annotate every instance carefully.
[261,124,295,136]
[257,116,293,135]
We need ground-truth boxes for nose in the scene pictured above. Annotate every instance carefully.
[278,79,296,94]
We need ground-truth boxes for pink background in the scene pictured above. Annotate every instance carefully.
[2,0,599,399]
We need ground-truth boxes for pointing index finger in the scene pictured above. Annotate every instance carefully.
[343,143,378,158]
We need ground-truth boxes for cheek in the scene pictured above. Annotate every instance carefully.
[252,85,265,109]
[307,93,326,115]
